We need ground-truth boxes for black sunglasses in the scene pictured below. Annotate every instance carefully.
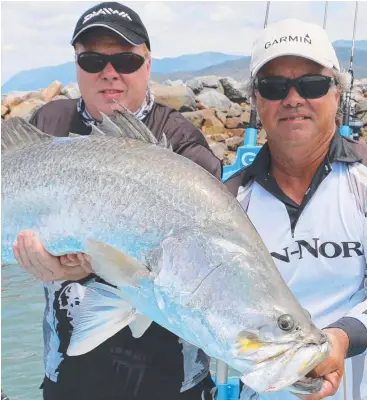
[77,51,146,74]
[255,74,338,100]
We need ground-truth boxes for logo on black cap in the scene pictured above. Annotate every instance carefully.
[71,2,151,50]
[83,7,132,24]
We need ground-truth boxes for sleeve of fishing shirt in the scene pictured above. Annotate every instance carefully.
[326,223,367,358]
[28,99,88,137]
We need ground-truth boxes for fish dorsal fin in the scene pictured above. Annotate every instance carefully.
[92,101,172,150]
[90,116,122,137]
[90,124,107,137]
[1,116,53,155]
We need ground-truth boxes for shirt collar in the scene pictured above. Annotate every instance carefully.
[241,132,362,186]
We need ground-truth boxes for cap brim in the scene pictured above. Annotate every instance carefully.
[251,51,337,77]
[71,23,146,47]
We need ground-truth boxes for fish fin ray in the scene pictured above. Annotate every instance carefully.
[92,114,122,137]
[85,238,151,287]
[129,314,153,338]
[1,116,53,154]
[99,104,171,150]
[67,281,136,356]
[109,103,158,143]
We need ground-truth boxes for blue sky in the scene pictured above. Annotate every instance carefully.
[1,1,367,83]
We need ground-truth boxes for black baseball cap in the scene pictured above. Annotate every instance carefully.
[70,2,151,50]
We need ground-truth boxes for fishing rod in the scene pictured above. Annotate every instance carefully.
[221,1,270,183]
[323,1,328,29]
[245,1,270,148]
[264,1,270,29]
[216,2,271,395]
[340,1,359,138]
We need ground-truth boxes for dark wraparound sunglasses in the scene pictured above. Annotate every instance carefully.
[77,51,146,74]
[254,74,338,100]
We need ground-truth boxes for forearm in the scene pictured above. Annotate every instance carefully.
[325,300,367,358]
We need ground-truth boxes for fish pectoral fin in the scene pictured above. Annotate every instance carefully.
[1,117,53,155]
[67,281,136,356]
[129,314,153,338]
[85,238,151,288]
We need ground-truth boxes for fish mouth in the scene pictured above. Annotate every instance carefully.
[240,339,330,394]
[289,376,324,395]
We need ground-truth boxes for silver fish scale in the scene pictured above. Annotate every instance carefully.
[2,117,330,394]
[156,230,295,338]
[2,135,249,262]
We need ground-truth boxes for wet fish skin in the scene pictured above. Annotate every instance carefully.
[1,111,329,394]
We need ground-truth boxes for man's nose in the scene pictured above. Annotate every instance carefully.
[282,85,306,108]
[101,62,119,80]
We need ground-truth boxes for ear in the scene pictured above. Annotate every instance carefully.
[74,43,85,68]
[74,41,84,53]
[252,92,261,110]
[145,53,152,74]
[250,79,258,104]
[335,87,341,101]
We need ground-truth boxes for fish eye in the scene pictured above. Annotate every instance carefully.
[277,314,295,332]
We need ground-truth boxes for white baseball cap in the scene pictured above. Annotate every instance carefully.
[250,18,340,77]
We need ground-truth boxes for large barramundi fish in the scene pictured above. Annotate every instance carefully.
[1,109,329,394]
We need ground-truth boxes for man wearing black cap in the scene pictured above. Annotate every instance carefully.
[13,2,220,400]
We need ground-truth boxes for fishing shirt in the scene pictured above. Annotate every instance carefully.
[29,98,222,399]
[225,133,367,400]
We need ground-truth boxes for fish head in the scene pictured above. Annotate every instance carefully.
[224,251,331,394]
[155,232,330,394]
[232,306,330,393]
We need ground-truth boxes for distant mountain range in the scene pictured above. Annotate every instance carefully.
[1,52,244,94]
[151,52,244,73]
[333,40,367,50]
[2,41,367,94]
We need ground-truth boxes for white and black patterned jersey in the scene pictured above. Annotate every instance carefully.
[226,133,367,400]
[30,98,220,400]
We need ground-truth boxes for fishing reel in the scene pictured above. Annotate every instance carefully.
[349,117,364,142]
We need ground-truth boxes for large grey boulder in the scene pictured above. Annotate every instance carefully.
[196,90,231,111]
[219,77,249,103]
[153,84,196,112]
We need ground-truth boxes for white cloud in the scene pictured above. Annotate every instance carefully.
[141,1,177,23]
[1,1,367,83]
[209,5,236,22]
[2,44,16,52]
[139,1,178,39]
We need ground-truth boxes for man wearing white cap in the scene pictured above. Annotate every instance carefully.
[226,18,367,400]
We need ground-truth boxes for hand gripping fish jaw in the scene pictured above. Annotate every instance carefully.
[232,328,330,394]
